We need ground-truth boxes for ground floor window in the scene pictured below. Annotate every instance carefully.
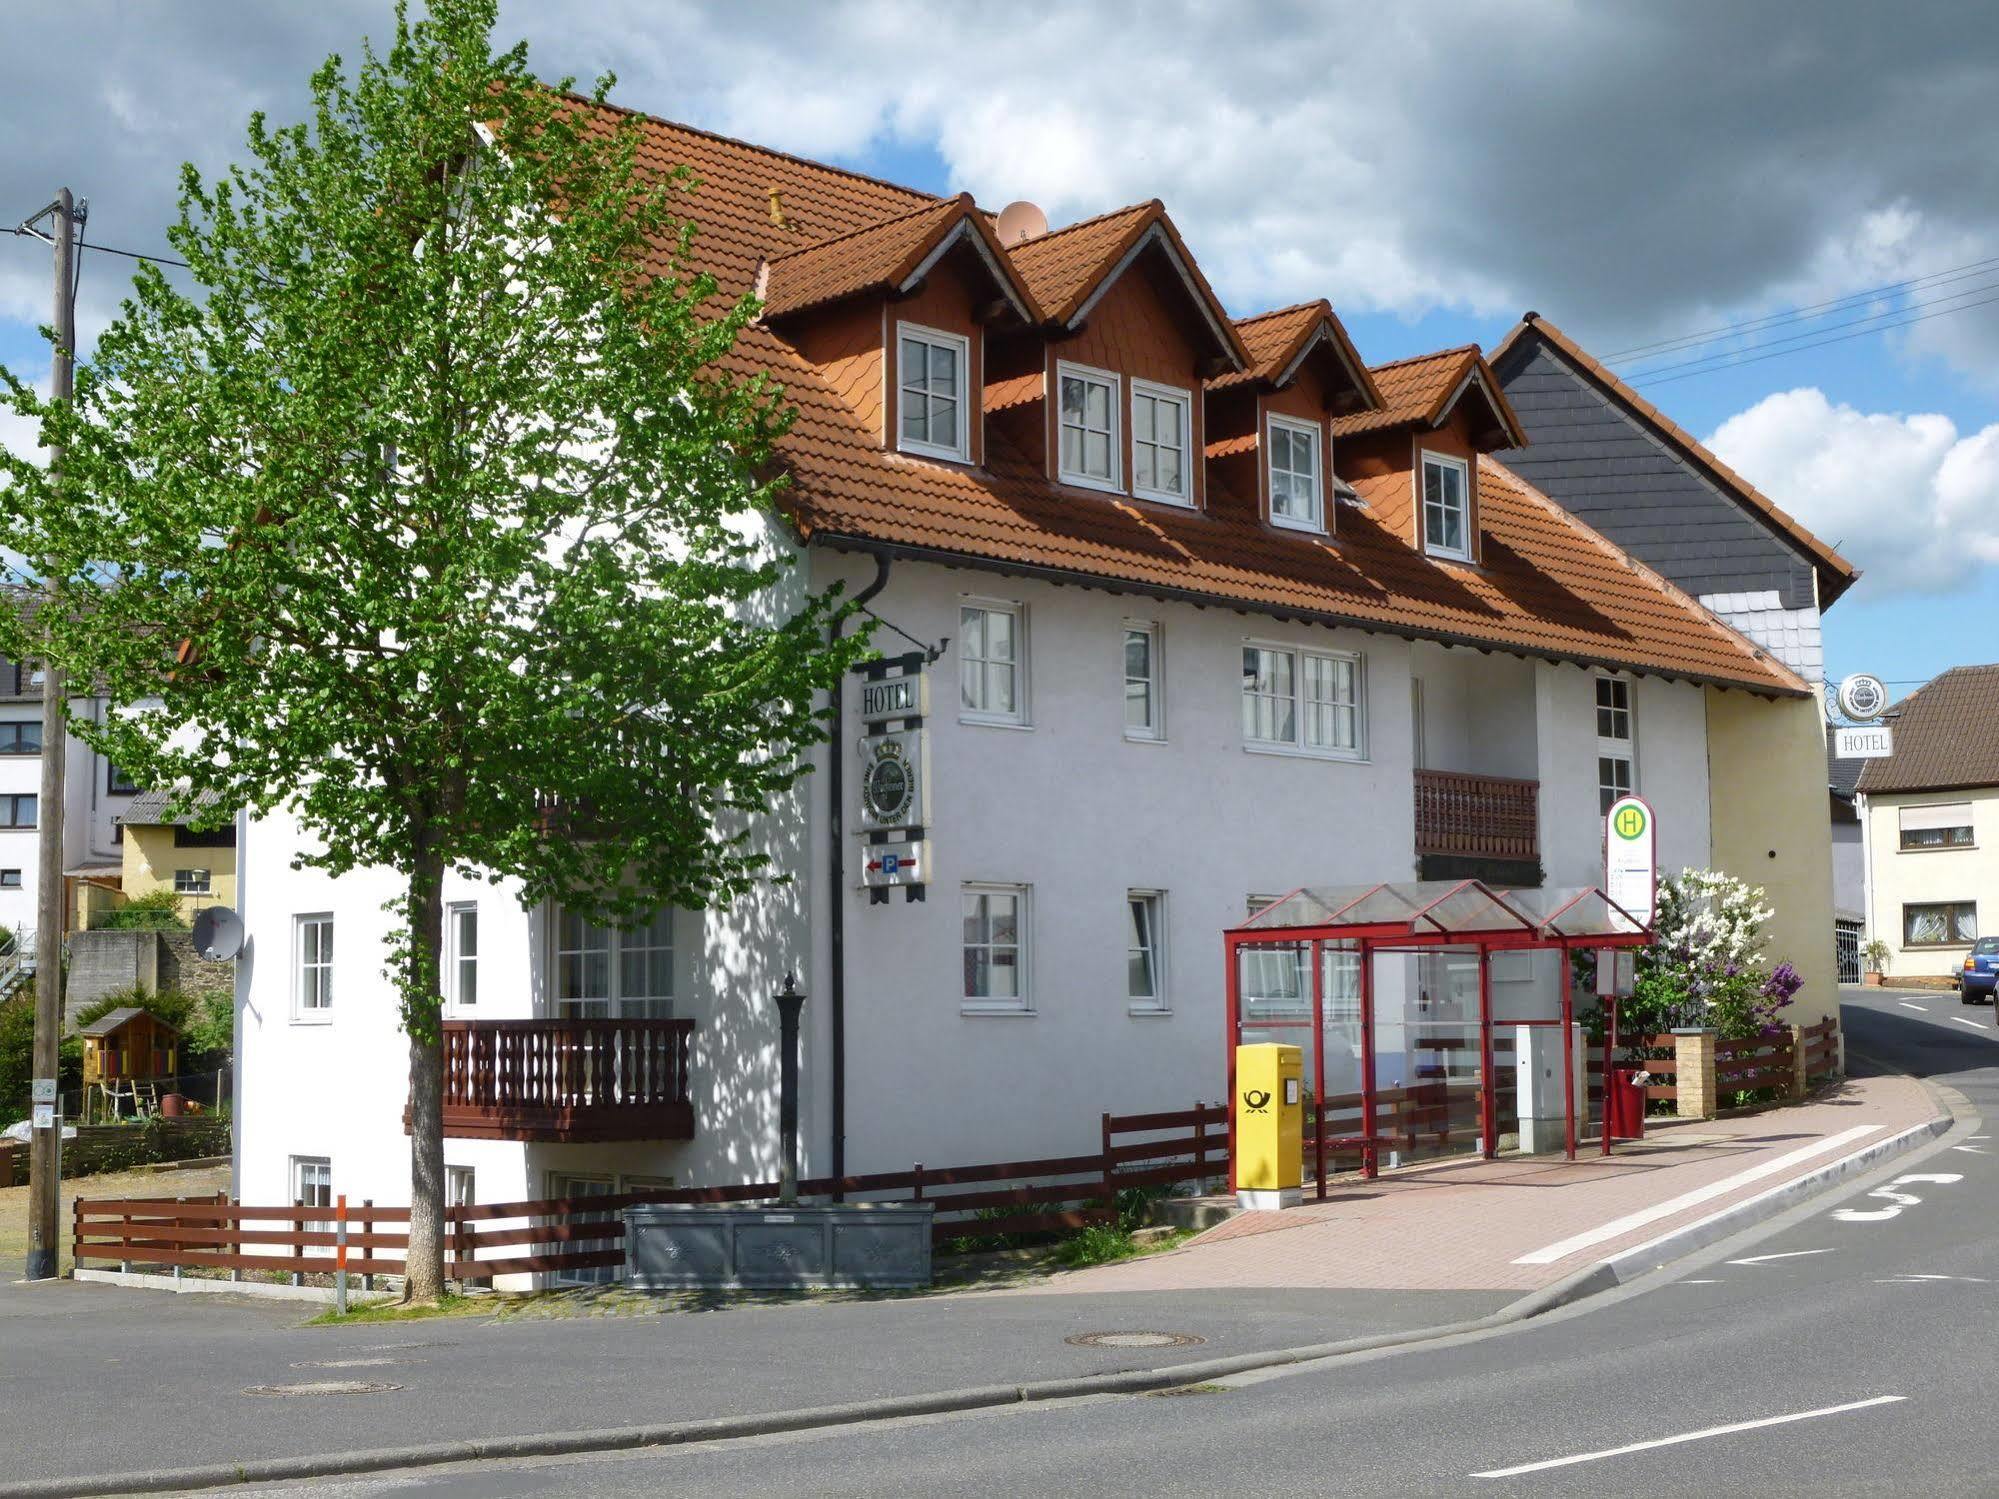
[173,868,211,895]
[543,1170,675,1286]
[1904,901,1976,948]
[962,884,1028,1011]
[291,1156,332,1257]
[1127,890,1166,1011]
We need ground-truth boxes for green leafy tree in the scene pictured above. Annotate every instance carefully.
[0,1,867,1299]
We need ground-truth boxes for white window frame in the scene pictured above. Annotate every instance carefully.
[1127,889,1168,1015]
[895,321,971,463]
[1122,620,1164,742]
[446,1164,476,1209]
[1056,360,1123,494]
[959,598,1029,728]
[173,868,211,895]
[1420,450,1473,561]
[291,1155,333,1255]
[962,882,1031,1015]
[1267,413,1325,533]
[544,1171,620,1286]
[1241,640,1367,761]
[1129,379,1194,506]
[1595,674,1636,815]
[551,906,674,1019]
[293,913,333,1023]
[446,900,479,1011]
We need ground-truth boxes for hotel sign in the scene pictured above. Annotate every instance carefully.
[860,673,927,724]
[1833,725,1894,760]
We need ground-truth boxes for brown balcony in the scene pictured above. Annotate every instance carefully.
[426,1017,696,1144]
[1414,769,1540,862]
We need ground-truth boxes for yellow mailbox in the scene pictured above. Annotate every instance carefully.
[1234,1043,1304,1209]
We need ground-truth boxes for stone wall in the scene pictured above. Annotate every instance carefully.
[160,931,234,997]
[62,929,235,1028]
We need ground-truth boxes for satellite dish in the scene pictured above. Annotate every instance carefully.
[192,905,245,962]
[995,200,1048,247]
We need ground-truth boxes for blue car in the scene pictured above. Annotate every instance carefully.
[1962,937,1999,1004]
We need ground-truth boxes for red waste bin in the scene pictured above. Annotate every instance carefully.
[1606,1068,1646,1141]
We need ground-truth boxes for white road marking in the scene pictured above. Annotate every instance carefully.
[1470,1396,1908,1478]
[1726,1249,1833,1266]
[1513,1125,1884,1264]
[1950,1145,1988,1154]
[1877,1273,1989,1283]
[1833,1172,1964,1222]
[1971,1135,1992,1141]
[1899,1001,1929,1012]
[1679,1278,1721,1284]
[1950,1015,1989,1030]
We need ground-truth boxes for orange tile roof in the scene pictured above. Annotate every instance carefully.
[1209,300,1383,408]
[1490,313,1859,605]
[760,194,1041,323]
[573,96,1802,698]
[1331,347,1527,447]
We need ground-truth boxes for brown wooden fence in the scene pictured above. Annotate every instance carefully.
[1800,1017,1840,1079]
[1716,1031,1796,1095]
[74,1102,1232,1284]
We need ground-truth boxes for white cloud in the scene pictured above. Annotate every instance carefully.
[1707,388,1999,594]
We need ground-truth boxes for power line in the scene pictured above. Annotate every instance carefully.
[7,221,190,271]
[1631,287,1999,388]
[1624,276,1999,382]
[1606,251,1999,361]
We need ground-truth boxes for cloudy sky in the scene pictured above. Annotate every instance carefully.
[4,0,1997,689]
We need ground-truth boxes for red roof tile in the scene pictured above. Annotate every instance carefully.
[760,194,1041,323]
[1331,347,1527,447]
[1854,665,1999,793]
[1209,300,1382,409]
[1490,313,1859,605]
[572,96,1801,698]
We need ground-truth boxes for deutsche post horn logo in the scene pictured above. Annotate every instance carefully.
[1242,1088,1272,1114]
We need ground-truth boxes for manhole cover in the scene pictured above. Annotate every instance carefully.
[243,1381,403,1397]
[1064,1331,1206,1349]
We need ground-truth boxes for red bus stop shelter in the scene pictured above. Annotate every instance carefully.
[1224,879,1652,1193]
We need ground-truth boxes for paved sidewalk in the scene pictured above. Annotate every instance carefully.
[1027,1072,1936,1295]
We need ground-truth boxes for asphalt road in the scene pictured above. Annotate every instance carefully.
[234,990,1999,1498]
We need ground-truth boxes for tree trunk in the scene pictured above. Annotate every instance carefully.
[402,842,448,1305]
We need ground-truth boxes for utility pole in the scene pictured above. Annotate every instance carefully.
[25,187,77,1282]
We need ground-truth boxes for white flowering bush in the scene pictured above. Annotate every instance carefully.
[1625,868,1800,1040]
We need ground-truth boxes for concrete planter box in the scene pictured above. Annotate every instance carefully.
[625,1202,934,1290]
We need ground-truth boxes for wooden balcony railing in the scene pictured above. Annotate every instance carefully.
[1413,769,1540,861]
[429,1017,696,1144]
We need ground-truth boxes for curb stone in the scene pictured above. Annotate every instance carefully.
[9,1084,1957,1498]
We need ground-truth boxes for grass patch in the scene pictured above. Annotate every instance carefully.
[1052,1224,1140,1268]
[304,1292,486,1326]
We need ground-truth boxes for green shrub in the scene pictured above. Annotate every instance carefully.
[0,984,82,1121]
[1053,1225,1138,1268]
[94,890,188,932]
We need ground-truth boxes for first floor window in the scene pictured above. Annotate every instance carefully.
[554,906,672,1018]
[0,794,36,828]
[960,602,1025,724]
[0,722,40,754]
[1128,890,1165,1010]
[1058,363,1120,489]
[1242,644,1364,757]
[447,902,479,1008]
[897,323,969,460]
[963,884,1028,1009]
[1123,623,1162,739]
[295,914,333,1016]
[1898,804,1974,851]
[1242,898,1361,1025]
[1598,754,1634,816]
[1268,415,1324,531]
[0,869,19,889]
[173,868,211,895]
[1904,902,1977,947]
[106,762,139,795]
[1131,381,1192,503]
[1422,451,1471,560]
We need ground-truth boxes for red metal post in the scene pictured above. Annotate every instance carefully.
[1600,994,1618,1157]
[1225,934,1241,1194]
[1310,939,1326,1200]
[1560,948,1576,1162]
[1478,944,1496,1160]
[1358,938,1378,1180]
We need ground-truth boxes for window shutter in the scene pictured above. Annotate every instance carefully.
[1899,803,1972,833]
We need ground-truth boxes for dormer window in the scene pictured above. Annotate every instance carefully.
[1421,451,1472,561]
[1130,381,1193,506]
[1267,414,1324,532]
[897,323,970,462]
[1058,362,1121,493]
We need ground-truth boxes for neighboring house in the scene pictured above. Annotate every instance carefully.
[1489,314,1852,1015]
[1854,665,1999,982]
[0,613,143,952]
[235,104,1833,1243]
[115,787,237,925]
[1829,751,1865,982]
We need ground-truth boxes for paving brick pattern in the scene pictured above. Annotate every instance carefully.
[1030,1074,1933,1294]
